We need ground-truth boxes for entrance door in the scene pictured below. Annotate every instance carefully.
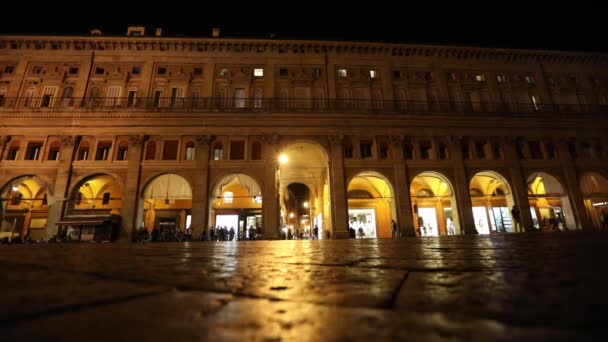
[216,214,239,231]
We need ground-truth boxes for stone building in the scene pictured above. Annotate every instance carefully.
[1,26,607,241]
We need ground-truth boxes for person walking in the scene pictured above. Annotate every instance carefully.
[511,205,521,232]
[391,220,398,238]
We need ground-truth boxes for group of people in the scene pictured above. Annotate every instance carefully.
[202,225,262,241]
[281,225,320,240]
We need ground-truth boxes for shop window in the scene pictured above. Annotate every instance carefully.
[95,141,112,160]
[213,142,223,160]
[185,142,195,160]
[360,140,373,159]
[77,142,89,160]
[419,140,432,159]
[48,141,60,160]
[529,141,543,159]
[162,140,178,160]
[25,142,43,160]
[230,140,245,160]
[379,142,389,160]
[145,141,156,160]
[117,141,128,160]
[251,141,262,160]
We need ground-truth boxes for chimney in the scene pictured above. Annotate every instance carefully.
[155,28,162,37]
[212,27,220,38]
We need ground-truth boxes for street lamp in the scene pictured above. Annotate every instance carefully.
[279,154,288,164]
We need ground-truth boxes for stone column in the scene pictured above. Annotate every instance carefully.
[119,135,145,241]
[503,137,535,231]
[390,135,415,236]
[557,139,591,230]
[262,134,280,239]
[328,134,349,238]
[449,136,476,234]
[45,136,77,239]
[190,135,212,236]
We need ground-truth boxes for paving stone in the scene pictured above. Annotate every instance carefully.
[2,291,579,341]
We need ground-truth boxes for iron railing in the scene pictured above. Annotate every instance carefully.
[0,96,606,115]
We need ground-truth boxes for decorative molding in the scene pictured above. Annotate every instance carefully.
[195,134,213,146]
[61,135,76,147]
[328,134,344,145]
[260,133,279,145]
[128,135,146,147]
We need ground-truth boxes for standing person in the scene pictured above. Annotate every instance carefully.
[313,225,319,240]
[447,218,455,235]
[511,205,521,232]
[391,220,398,238]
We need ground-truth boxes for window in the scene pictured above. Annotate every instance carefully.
[404,142,414,160]
[419,141,432,159]
[344,142,354,159]
[153,89,163,107]
[69,67,79,75]
[545,142,556,159]
[106,86,122,107]
[379,142,389,159]
[33,66,44,74]
[132,66,141,75]
[95,67,105,75]
[41,86,57,107]
[193,67,203,75]
[157,66,167,75]
[475,74,486,82]
[251,141,262,160]
[77,142,89,160]
[24,87,36,107]
[223,191,234,204]
[25,142,43,160]
[438,143,448,160]
[170,87,183,107]
[61,86,74,107]
[475,142,486,159]
[127,89,137,107]
[234,88,246,108]
[253,68,264,77]
[360,140,373,159]
[4,66,15,74]
[213,142,223,160]
[219,68,229,77]
[393,70,402,80]
[568,141,578,159]
[313,68,322,79]
[7,141,20,160]
[48,141,60,160]
[279,68,289,76]
[529,141,543,159]
[162,140,178,160]
[0,91,5,107]
[496,75,507,83]
[145,141,156,160]
[491,143,501,159]
[370,70,378,79]
[95,141,112,160]
[338,69,347,77]
[230,140,245,160]
[185,142,195,160]
[117,141,128,160]
[525,75,535,84]
[253,88,263,109]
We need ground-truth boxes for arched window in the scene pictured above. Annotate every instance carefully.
[213,142,223,160]
[77,141,90,160]
[62,86,74,107]
[117,140,128,161]
[48,141,61,160]
[251,141,262,160]
[145,141,156,160]
[185,141,195,160]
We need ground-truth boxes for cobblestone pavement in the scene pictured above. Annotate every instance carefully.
[0,232,606,341]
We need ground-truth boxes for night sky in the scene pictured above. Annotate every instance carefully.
[0,1,604,52]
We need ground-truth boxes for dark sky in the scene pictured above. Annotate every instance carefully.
[0,1,605,52]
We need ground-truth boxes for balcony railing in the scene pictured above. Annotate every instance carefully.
[0,96,606,115]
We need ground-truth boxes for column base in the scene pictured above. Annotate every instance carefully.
[333,230,350,239]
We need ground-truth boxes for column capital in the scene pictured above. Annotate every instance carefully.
[128,135,147,147]
[328,134,344,146]
[195,134,214,146]
[61,135,77,147]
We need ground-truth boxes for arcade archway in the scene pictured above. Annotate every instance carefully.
[580,172,608,229]
[209,173,262,240]
[142,173,192,237]
[410,172,460,236]
[469,171,517,234]
[347,171,396,238]
[278,141,330,239]
[282,183,314,239]
[1,176,51,241]
[527,172,576,231]
[70,174,122,215]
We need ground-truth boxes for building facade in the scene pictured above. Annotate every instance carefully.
[1,27,607,241]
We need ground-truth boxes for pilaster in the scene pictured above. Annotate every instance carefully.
[328,134,349,238]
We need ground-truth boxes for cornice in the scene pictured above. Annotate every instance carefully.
[0,35,606,65]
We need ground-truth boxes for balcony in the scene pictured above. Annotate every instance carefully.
[0,96,606,116]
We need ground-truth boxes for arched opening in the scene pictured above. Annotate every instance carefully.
[278,141,330,239]
[209,173,262,240]
[580,172,608,229]
[347,171,396,238]
[1,176,51,241]
[469,171,517,234]
[141,173,192,241]
[282,183,314,239]
[410,172,460,236]
[527,172,576,231]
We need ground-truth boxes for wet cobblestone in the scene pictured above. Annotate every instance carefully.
[0,232,605,340]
